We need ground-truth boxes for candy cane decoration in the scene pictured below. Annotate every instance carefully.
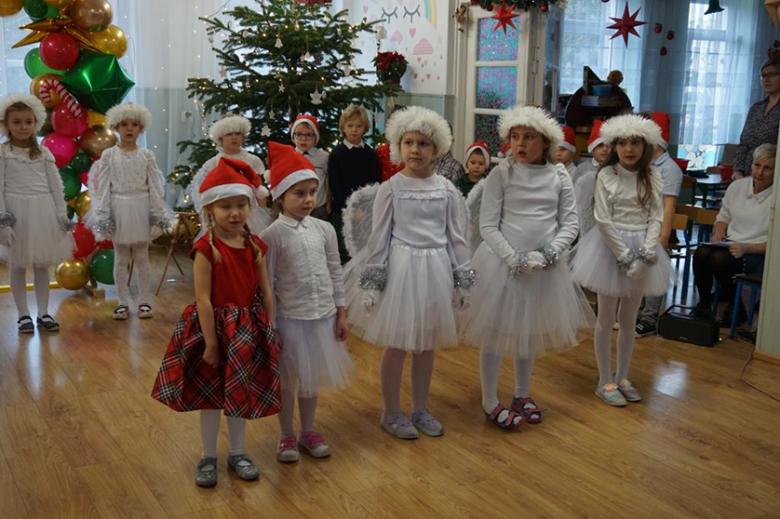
[38,79,84,118]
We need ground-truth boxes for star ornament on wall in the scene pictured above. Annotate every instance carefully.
[608,2,647,47]
[491,1,519,34]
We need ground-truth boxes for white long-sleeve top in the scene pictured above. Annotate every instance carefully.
[91,146,167,222]
[714,177,773,244]
[260,214,345,320]
[296,146,329,209]
[365,173,471,273]
[191,149,266,213]
[572,157,599,187]
[594,163,664,259]
[0,144,67,219]
[480,160,578,265]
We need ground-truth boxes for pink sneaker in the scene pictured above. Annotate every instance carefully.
[276,435,299,463]
[298,431,331,459]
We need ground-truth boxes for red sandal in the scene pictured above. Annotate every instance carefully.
[511,397,547,424]
[485,404,524,432]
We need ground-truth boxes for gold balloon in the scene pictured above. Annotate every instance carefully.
[0,0,23,17]
[55,258,90,290]
[68,0,112,32]
[67,198,77,208]
[79,125,117,159]
[44,0,73,8]
[30,73,64,109]
[90,24,127,58]
[74,191,91,220]
[87,110,106,127]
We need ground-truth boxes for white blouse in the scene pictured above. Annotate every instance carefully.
[0,145,67,220]
[480,161,578,266]
[364,173,471,273]
[594,164,664,259]
[260,214,345,320]
[296,146,329,209]
[715,177,773,244]
[91,146,167,222]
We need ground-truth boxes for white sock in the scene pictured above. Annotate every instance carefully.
[278,389,296,438]
[513,353,535,399]
[33,266,50,316]
[410,350,435,413]
[132,243,152,305]
[200,410,221,468]
[10,267,29,317]
[616,295,643,382]
[380,348,406,418]
[594,294,620,386]
[298,395,318,433]
[226,416,248,463]
[114,244,132,307]
[480,350,522,427]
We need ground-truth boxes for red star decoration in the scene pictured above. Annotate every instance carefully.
[491,1,519,34]
[607,2,647,47]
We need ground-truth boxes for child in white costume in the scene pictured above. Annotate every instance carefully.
[0,94,74,333]
[260,142,353,463]
[460,106,594,431]
[343,106,476,440]
[570,114,673,407]
[191,115,271,236]
[88,102,173,320]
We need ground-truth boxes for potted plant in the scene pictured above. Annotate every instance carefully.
[373,51,408,84]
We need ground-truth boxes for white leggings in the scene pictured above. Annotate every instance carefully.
[380,348,435,416]
[114,243,151,307]
[479,350,535,413]
[199,410,247,458]
[10,266,50,318]
[594,294,643,385]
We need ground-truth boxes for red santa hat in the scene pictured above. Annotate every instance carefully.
[199,157,269,210]
[650,112,670,149]
[587,120,606,153]
[266,141,319,200]
[497,142,512,159]
[465,140,491,163]
[561,126,576,152]
[290,115,320,145]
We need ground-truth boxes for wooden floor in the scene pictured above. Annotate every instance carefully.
[1,249,780,519]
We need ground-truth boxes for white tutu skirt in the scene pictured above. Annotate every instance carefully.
[570,227,674,298]
[1,193,74,268]
[345,244,459,352]
[459,244,595,358]
[276,314,354,398]
[111,193,152,245]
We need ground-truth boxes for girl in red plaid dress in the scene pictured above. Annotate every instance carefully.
[151,157,280,488]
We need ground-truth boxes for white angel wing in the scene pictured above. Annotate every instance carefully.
[343,183,381,258]
[465,178,487,256]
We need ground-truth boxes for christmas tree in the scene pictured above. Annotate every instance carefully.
[170,0,403,200]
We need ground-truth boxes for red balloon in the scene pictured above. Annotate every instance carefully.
[51,104,89,137]
[42,132,78,168]
[97,240,113,250]
[79,172,89,186]
[73,222,97,259]
[39,34,80,71]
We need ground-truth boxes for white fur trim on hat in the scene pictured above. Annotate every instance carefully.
[466,144,490,163]
[106,102,152,130]
[561,141,576,153]
[385,106,452,165]
[270,169,319,201]
[599,114,662,148]
[199,183,254,209]
[209,115,251,144]
[0,93,47,138]
[587,138,605,154]
[291,118,320,145]
[498,106,563,153]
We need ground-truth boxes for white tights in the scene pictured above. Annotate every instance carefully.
[594,294,643,386]
[380,348,435,417]
[10,266,50,318]
[114,243,151,307]
[277,390,318,438]
[479,350,535,413]
[199,410,247,460]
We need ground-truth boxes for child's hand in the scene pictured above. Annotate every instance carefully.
[0,226,15,247]
[334,314,349,341]
[203,345,219,367]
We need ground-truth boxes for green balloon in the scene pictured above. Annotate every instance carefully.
[69,150,92,174]
[24,0,56,20]
[61,52,135,114]
[24,48,66,79]
[90,249,115,285]
[61,169,81,200]
[67,206,75,220]
[39,108,53,137]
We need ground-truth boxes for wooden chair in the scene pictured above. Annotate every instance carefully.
[679,175,697,205]
[667,213,690,301]
[696,208,719,242]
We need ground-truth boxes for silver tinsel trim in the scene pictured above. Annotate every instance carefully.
[95,219,116,234]
[539,243,560,268]
[453,268,477,289]
[508,250,531,279]
[617,247,658,270]
[359,266,388,291]
[0,211,15,228]
[149,214,169,229]
[59,218,76,232]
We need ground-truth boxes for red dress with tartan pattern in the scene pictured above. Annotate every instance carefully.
[151,234,281,419]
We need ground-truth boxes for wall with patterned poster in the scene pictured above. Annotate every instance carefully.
[343,0,455,96]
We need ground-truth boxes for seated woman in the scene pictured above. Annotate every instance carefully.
[693,144,775,326]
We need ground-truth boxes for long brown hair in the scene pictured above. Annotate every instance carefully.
[597,137,656,211]
[4,103,42,160]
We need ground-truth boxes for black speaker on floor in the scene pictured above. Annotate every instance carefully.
[658,305,720,347]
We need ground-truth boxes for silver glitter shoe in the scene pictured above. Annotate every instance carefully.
[381,412,419,440]
[227,454,260,481]
[411,409,444,437]
[195,457,217,488]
